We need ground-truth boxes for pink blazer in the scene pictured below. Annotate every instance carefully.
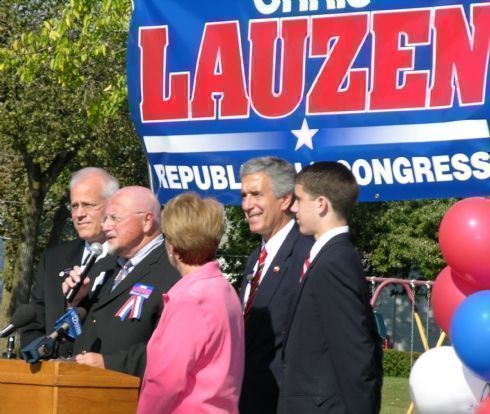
[137,261,245,414]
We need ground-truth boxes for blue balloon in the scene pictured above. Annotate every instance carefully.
[451,290,490,381]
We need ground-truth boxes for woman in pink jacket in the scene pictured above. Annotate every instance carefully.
[137,192,245,414]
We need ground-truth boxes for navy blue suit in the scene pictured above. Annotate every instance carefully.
[239,224,313,414]
[278,233,383,414]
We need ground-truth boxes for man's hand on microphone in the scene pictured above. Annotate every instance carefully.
[75,351,105,369]
[62,266,91,306]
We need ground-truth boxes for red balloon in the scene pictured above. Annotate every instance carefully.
[431,266,478,335]
[439,197,490,289]
[476,396,490,414]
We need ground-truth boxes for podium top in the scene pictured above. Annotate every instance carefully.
[0,359,140,388]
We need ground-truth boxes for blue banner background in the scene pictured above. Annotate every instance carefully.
[127,0,490,204]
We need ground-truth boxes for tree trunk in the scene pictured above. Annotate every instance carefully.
[47,197,70,248]
[10,184,45,310]
[0,240,17,354]
[0,150,77,353]
[0,240,15,324]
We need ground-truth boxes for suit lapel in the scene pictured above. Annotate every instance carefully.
[69,240,85,263]
[59,239,85,270]
[92,245,164,310]
[239,247,260,303]
[283,232,351,349]
[87,255,118,300]
[245,226,300,345]
[306,232,350,272]
[250,229,297,310]
[53,240,85,317]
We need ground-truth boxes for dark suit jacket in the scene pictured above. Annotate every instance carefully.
[21,239,85,357]
[73,243,180,377]
[278,233,383,414]
[239,224,314,414]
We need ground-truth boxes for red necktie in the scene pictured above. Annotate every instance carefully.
[244,247,267,318]
[300,257,311,283]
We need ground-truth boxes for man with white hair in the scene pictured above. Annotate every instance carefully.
[63,186,180,377]
[21,167,119,357]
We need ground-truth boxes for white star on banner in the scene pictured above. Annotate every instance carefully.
[292,119,319,150]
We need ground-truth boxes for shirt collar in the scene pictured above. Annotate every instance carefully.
[262,219,295,259]
[310,226,349,261]
[124,234,164,268]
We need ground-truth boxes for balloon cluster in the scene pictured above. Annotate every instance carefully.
[410,197,490,414]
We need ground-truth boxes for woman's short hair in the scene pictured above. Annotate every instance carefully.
[161,192,225,265]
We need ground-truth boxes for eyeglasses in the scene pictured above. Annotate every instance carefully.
[102,211,146,224]
[70,202,102,212]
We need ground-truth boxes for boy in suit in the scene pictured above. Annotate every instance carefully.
[278,162,383,414]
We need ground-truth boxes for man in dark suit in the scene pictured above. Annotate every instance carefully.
[239,157,313,414]
[63,186,180,377]
[21,167,119,356]
[278,162,383,414]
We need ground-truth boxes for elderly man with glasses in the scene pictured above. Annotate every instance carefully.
[21,167,119,358]
[63,186,180,377]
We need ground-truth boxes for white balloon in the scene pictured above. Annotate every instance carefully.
[409,346,487,414]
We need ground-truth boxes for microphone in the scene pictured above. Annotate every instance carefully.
[53,307,87,340]
[65,242,103,302]
[0,304,37,338]
[21,307,87,363]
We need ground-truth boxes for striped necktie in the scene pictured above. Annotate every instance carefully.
[300,257,311,282]
[244,247,267,318]
[111,260,133,292]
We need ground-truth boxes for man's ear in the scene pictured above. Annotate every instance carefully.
[142,212,154,233]
[280,192,294,212]
[317,196,330,217]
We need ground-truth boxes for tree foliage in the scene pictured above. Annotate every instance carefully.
[0,0,147,321]
[219,206,260,288]
[348,199,453,279]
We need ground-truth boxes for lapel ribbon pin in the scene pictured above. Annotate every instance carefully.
[114,283,154,321]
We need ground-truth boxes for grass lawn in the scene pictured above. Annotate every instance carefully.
[381,376,411,414]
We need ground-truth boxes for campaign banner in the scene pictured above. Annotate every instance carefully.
[127,0,490,204]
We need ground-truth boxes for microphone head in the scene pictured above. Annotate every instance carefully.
[246,273,254,282]
[10,304,37,328]
[53,308,87,340]
[89,242,103,257]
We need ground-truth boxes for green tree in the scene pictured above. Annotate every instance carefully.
[219,206,260,288]
[0,0,146,326]
[351,199,454,279]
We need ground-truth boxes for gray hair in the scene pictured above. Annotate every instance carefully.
[69,167,119,199]
[240,156,295,197]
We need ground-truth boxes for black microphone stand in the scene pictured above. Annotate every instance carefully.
[2,335,17,359]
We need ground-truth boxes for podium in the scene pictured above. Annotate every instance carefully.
[0,359,140,414]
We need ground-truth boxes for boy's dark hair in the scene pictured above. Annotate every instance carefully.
[296,162,359,219]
